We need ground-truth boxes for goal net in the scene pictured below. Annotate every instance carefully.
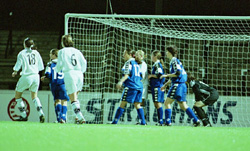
[65,13,250,127]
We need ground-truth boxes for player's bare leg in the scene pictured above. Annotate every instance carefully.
[69,92,85,124]
[194,101,206,107]
[15,91,28,121]
[31,92,45,123]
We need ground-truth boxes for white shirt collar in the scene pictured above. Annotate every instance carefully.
[52,59,58,63]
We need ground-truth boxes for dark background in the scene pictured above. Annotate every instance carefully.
[1,0,250,31]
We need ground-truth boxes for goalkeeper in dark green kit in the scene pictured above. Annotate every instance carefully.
[187,72,219,127]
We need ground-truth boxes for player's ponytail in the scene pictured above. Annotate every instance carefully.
[24,37,35,50]
[62,35,74,47]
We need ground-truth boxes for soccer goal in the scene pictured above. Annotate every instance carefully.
[65,13,250,127]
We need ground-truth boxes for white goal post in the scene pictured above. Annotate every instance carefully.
[65,13,250,127]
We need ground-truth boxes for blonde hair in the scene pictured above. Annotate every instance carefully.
[137,50,145,59]
[61,35,74,47]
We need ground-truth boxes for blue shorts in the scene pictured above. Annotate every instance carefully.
[50,84,69,101]
[167,83,187,102]
[151,87,165,103]
[121,87,142,103]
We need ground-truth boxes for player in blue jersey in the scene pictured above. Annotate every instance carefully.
[187,72,219,127]
[161,45,200,126]
[111,49,146,125]
[41,49,69,123]
[148,50,165,125]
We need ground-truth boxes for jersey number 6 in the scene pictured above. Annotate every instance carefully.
[71,54,77,66]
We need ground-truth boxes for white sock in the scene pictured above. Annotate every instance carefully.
[16,98,27,118]
[71,101,85,121]
[33,97,44,116]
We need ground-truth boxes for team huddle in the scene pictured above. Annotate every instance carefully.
[12,35,219,127]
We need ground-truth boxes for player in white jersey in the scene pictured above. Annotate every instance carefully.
[12,37,45,123]
[135,50,148,122]
[55,35,87,124]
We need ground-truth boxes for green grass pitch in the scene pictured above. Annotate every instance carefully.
[0,121,249,151]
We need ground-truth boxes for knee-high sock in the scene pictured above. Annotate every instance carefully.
[186,107,198,123]
[112,107,125,124]
[55,104,62,122]
[61,105,67,121]
[193,106,209,125]
[157,107,163,124]
[137,108,146,125]
[165,109,172,125]
[33,97,44,116]
[16,98,27,118]
[71,101,85,121]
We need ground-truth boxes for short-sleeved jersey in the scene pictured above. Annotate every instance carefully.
[55,47,87,74]
[45,59,65,86]
[150,60,165,88]
[190,80,218,101]
[140,60,149,86]
[13,48,44,75]
[122,58,143,90]
[169,57,187,83]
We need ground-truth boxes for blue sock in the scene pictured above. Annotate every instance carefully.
[112,107,124,124]
[61,105,67,121]
[55,104,62,122]
[165,109,172,125]
[157,107,163,124]
[54,107,58,121]
[186,107,199,123]
[137,108,146,125]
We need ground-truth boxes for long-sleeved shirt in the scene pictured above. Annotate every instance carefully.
[13,48,44,75]
[190,80,217,101]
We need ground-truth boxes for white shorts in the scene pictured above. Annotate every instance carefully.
[142,84,148,100]
[64,70,83,94]
[15,74,40,93]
